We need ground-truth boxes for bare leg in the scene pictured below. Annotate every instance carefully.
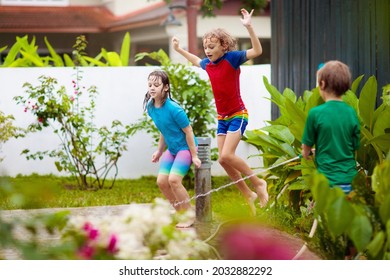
[157,174,179,211]
[218,133,268,208]
[168,174,195,228]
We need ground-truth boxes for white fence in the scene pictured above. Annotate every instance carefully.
[0,65,271,178]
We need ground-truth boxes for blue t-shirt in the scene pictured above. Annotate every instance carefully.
[147,98,197,155]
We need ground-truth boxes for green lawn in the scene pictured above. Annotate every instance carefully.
[0,174,261,220]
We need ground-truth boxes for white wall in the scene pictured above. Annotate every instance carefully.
[0,65,271,178]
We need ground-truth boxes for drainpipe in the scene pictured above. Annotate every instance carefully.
[186,0,201,56]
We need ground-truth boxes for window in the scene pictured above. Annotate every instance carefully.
[0,0,69,6]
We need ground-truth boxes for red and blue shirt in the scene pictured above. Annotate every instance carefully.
[200,50,248,117]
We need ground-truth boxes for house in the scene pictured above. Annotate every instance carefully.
[0,0,271,65]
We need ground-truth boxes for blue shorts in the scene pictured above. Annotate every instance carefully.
[158,149,192,177]
[217,111,248,135]
[332,184,352,195]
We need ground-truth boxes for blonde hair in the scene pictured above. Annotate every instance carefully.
[202,28,237,51]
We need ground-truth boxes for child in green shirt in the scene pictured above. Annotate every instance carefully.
[302,60,360,194]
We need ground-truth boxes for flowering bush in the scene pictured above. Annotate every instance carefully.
[13,71,133,190]
[61,198,211,260]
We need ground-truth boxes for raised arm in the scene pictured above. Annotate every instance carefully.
[240,8,262,59]
[172,37,202,67]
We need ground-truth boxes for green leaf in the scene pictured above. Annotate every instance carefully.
[365,231,385,258]
[2,40,22,66]
[20,50,44,67]
[372,104,390,137]
[263,76,285,108]
[351,75,364,94]
[63,54,74,66]
[379,193,390,224]
[83,56,107,66]
[348,215,373,252]
[326,195,354,236]
[310,173,332,214]
[285,98,306,141]
[120,32,131,66]
[358,76,377,131]
[260,125,295,145]
[305,88,323,113]
[101,49,121,66]
[0,45,7,53]
[44,36,64,66]
[342,90,359,113]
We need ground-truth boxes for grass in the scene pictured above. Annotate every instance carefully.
[0,174,275,221]
[0,173,298,233]
[0,173,327,258]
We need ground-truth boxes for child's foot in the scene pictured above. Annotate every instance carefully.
[255,179,268,208]
[176,216,195,228]
[246,191,258,216]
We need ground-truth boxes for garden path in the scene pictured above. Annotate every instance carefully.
[0,205,321,260]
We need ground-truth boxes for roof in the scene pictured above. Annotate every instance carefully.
[0,2,169,33]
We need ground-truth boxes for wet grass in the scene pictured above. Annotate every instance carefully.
[0,173,290,227]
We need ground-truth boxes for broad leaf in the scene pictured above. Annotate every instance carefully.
[326,195,354,236]
[120,32,131,66]
[348,215,373,252]
[358,76,377,131]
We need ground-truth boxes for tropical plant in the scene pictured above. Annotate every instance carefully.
[243,75,390,259]
[13,71,133,190]
[0,32,131,67]
[309,152,390,259]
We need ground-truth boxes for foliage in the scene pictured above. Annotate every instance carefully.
[162,0,269,17]
[243,75,390,258]
[309,153,390,259]
[0,179,212,260]
[0,111,25,162]
[13,71,133,190]
[0,33,131,67]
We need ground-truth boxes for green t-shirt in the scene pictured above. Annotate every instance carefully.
[302,100,360,185]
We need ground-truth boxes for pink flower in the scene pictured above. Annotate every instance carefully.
[88,228,99,240]
[82,222,93,231]
[78,244,95,259]
[24,108,28,112]
[107,234,118,254]
[82,222,99,240]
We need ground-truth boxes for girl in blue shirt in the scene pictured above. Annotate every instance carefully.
[143,70,201,228]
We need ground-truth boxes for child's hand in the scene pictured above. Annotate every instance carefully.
[192,156,201,169]
[172,36,180,51]
[240,8,254,27]
[151,151,162,163]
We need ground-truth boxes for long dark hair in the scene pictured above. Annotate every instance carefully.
[143,70,172,111]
